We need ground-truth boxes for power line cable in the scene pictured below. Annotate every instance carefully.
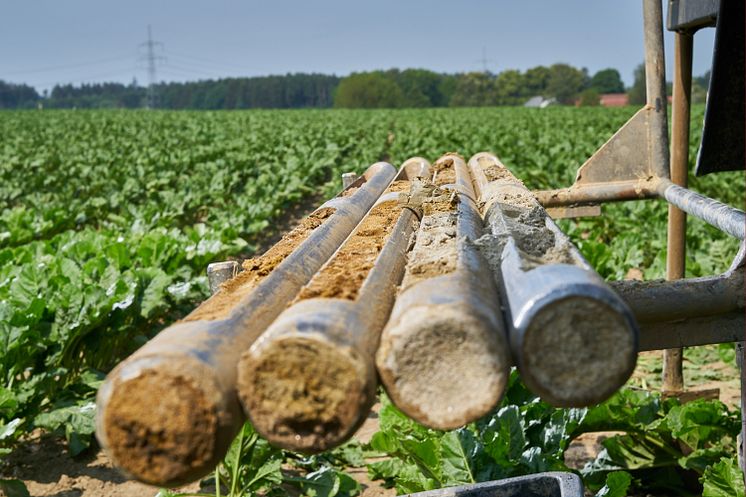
[163,50,250,71]
[2,55,136,76]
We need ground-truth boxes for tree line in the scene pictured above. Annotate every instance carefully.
[0,64,709,110]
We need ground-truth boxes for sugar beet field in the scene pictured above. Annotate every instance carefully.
[0,107,744,497]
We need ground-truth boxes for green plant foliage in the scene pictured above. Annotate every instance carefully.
[701,457,745,497]
[0,107,742,497]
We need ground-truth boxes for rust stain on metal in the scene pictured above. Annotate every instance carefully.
[186,207,336,321]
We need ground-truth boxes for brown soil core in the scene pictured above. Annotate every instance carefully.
[103,370,217,486]
[431,157,456,186]
[296,194,403,301]
[241,337,368,453]
[186,207,335,321]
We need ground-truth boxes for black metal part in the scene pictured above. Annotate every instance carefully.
[695,0,745,175]
[403,472,583,497]
[667,0,718,32]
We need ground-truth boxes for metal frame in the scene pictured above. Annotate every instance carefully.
[532,0,745,479]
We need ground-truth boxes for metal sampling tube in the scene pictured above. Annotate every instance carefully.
[376,154,511,430]
[470,152,638,407]
[236,159,430,453]
[95,161,396,486]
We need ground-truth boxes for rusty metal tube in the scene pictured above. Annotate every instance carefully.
[236,159,429,453]
[470,153,638,407]
[376,154,511,430]
[663,31,693,392]
[643,0,671,180]
[95,161,396,486]
[533,180,659,208]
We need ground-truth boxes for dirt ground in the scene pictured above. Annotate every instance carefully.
[1,407,394,497]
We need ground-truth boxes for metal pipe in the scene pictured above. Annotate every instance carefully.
[533,180,658,208]
[236,159,429,453]
[638,312,744,351]
[376,153,511,430]
[643,0,671,180]
[611,273,744,323]
[657,180,746,239]
[95,161,396,486]
[207,261,241,295]
[472,153,638,407]
[663,31,694,392]
[615,241,745,351]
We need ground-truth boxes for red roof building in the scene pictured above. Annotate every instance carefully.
[600,93,629,107]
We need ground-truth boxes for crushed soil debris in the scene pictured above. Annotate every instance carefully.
[341,186,359,197]
[296,184,406,301]
[480,168,576,271]
[400,185,458,291]
[185,207,336,321]
[482,165,514,182]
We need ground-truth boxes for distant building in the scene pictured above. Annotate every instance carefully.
[599,93,629,107]
[524,96,557,108]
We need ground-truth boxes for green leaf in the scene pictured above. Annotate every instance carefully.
[481,405,525,465]
[291,467,360,497]
[666,399,739,451]
[0,479,30,497]
[595,471,632,497]
[140,269,172,318]
[701,457,745,497]
[0,387,19,418]
[0,419,22,441]
[439,430,475,485]
[33,401,96,456]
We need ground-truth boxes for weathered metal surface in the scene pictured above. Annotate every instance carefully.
[612,240,744,351]
[637,312,744,351]
[207,261,241,295]
[471,153,638,408]
[643,0,671,180]
[341,172,358,189]
[377,153,511,430]
[667,0,718,32]
[95,161,397,486]
[695,0,745,175]
[534,179,658,208]
[236,159,429,453]
[657,179,746,240]
[545,205,601,219]
[663,31,693,393]
[574,108,656,185]
[403,471,583,497]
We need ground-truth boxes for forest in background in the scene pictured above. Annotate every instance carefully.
[0,64,709,110]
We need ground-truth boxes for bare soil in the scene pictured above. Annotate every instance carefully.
[296,182,409,302]
[431,157,456,186]
[186,206,335,321]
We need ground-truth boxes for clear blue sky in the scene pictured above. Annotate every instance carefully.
[0,0,716,93]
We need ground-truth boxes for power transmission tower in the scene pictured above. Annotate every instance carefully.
[139,25,165,108]
[477,46,494,74]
